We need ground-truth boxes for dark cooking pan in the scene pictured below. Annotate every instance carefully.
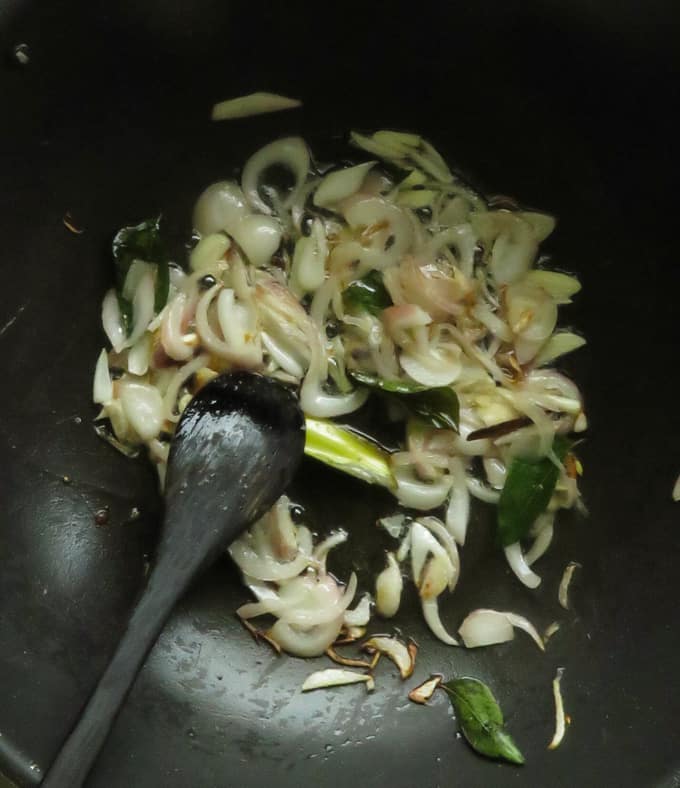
[1,1,679,786]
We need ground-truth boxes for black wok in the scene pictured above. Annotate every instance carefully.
[0,1,679,786]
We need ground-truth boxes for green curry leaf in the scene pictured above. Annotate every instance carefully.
[342,270,392,316]
[349,371,459,431]
[497,435,571,547]
[442,678,524,765]
[112,216,170,330]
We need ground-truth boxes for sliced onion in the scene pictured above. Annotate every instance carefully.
[421,597,458,646]
[375,552,402,618]
[506,282,558,363]
[231,214,282,268]
[300,324,368,418]
[419,553,454,600]
[261,331,305,378]
[526,270,580,303]
[399,345,462,387]
[521,211,557,242]
[193,180,250,236]
[301,668,374,692]
[273,573,357,628]
[472,211,538,285]
[466,476,500,504]
[344,197,413,271]
[241,137,310,215]
[211,92,301,122]
[483,457,507,489]
[101,399,132,444]
[408,675,442,704]
[127,333,153,376]
[382,303,432,343]
[504,542,542,589]
[472,303,513,342]
[189,233,230,272]
[377,514,409,539]
[229,541,313,584]
[268,618,343,658]
[126,270,156,348]
[313,161,375,209]
[459,609,544,650]
[533,332,586,367]
[93,349,113,404]
[147,438,169,464]
[313,530,348,566]
[558,561,581,610]
[544,621,561,643]
[394,465,452,510]
[502,612,545,650]
[161,292,194,361]
[396,257,470,322]
[458,609,514,648]
[426,224,478,278]
[162,353,209,421]
[216,288,261,362]
[396,532,411,563]
[325,647,373,669]
[263,496,298,561]
[195,285,262,367]
[310,275,340,326]
[445,457,470,545]
[120,381,164,442]
[120,260,152,302]
[548,668,567,750]
[291,218,327,293]
[418,517,460,591]
[343,593,372,627]
[525,520,554,566]
[410,522,442,584]
[362,635,414,679]
[101,289,126,353]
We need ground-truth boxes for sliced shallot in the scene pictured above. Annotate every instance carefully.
[408,675,442,704]
[548,667,567,750]
[301,668,374,693]
[558,562,581,610]
[458,609,544,651]
[504,542,542,589]
[375,552,402,618]
[93,349,113,404]
[362,635,414,679]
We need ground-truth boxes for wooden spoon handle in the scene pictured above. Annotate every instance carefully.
[41,571,187,788]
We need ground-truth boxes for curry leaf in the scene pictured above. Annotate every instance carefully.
[408,386,459,431]
[112,216,164,288]
[350,371,427,394]
[112,216,170,326]
[497,436,571,547]
[349,371,459,431]
[442,678,524,765]
[342,270,392,316]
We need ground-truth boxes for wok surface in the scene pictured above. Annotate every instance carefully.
[0,1,679,786]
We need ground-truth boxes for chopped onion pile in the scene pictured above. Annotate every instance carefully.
[93,130,586,658]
